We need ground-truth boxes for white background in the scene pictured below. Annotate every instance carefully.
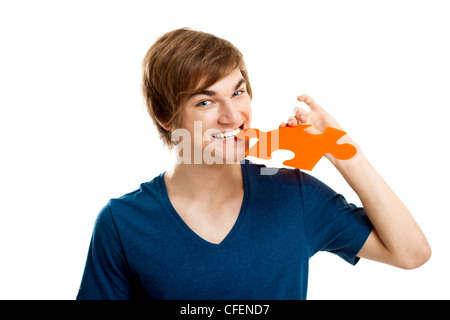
[1,0,449,299]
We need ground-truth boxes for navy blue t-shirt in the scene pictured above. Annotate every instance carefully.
[77,161,372,300]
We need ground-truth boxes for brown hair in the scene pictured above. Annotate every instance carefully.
[141,28,252,148]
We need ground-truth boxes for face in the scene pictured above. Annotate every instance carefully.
[175,68,252,165]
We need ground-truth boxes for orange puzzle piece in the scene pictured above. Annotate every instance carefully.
[236,124,357,171]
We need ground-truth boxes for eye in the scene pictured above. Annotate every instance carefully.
[232,90,244,97]
[197,100,212,107]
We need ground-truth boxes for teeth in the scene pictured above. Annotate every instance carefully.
[212,127,242,140]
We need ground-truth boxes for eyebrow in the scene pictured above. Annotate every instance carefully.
[189,78,247,100]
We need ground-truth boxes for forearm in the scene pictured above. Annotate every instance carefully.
[329,137,431,268]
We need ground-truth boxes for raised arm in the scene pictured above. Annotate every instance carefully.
[281,94,431,269]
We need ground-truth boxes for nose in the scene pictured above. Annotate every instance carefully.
[218,100,239,125]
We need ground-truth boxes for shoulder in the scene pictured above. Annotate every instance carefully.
[99,174,167,231]
[109,174,163,211]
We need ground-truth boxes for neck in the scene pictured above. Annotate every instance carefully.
[164,162,243,202]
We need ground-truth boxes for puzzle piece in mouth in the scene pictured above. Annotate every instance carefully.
[236,124,357,171]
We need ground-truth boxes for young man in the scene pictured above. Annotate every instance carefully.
[76,28,431,300]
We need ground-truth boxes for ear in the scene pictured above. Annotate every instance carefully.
[156,119,172,132]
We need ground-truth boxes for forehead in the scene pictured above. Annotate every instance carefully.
[195,68,244,93]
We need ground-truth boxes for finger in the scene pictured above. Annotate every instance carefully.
[297,94,320,110]
[279,122,287,128]
[287,116,299,127]
[293,107,309,123]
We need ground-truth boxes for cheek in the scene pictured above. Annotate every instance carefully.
[241,98,252,124]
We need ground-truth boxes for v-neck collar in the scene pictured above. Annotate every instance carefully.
[159,161,250,249]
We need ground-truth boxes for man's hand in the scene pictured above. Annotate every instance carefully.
[280,94,357,163]
[279,94,344,133]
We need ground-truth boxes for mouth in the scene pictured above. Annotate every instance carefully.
[211,124,244,141]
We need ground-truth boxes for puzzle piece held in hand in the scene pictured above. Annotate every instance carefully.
[236,124,357,171]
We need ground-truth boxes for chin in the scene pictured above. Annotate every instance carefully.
[204,138,247,164]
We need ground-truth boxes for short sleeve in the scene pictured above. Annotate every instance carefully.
[298,171,373,265]
[76,202,134,300]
